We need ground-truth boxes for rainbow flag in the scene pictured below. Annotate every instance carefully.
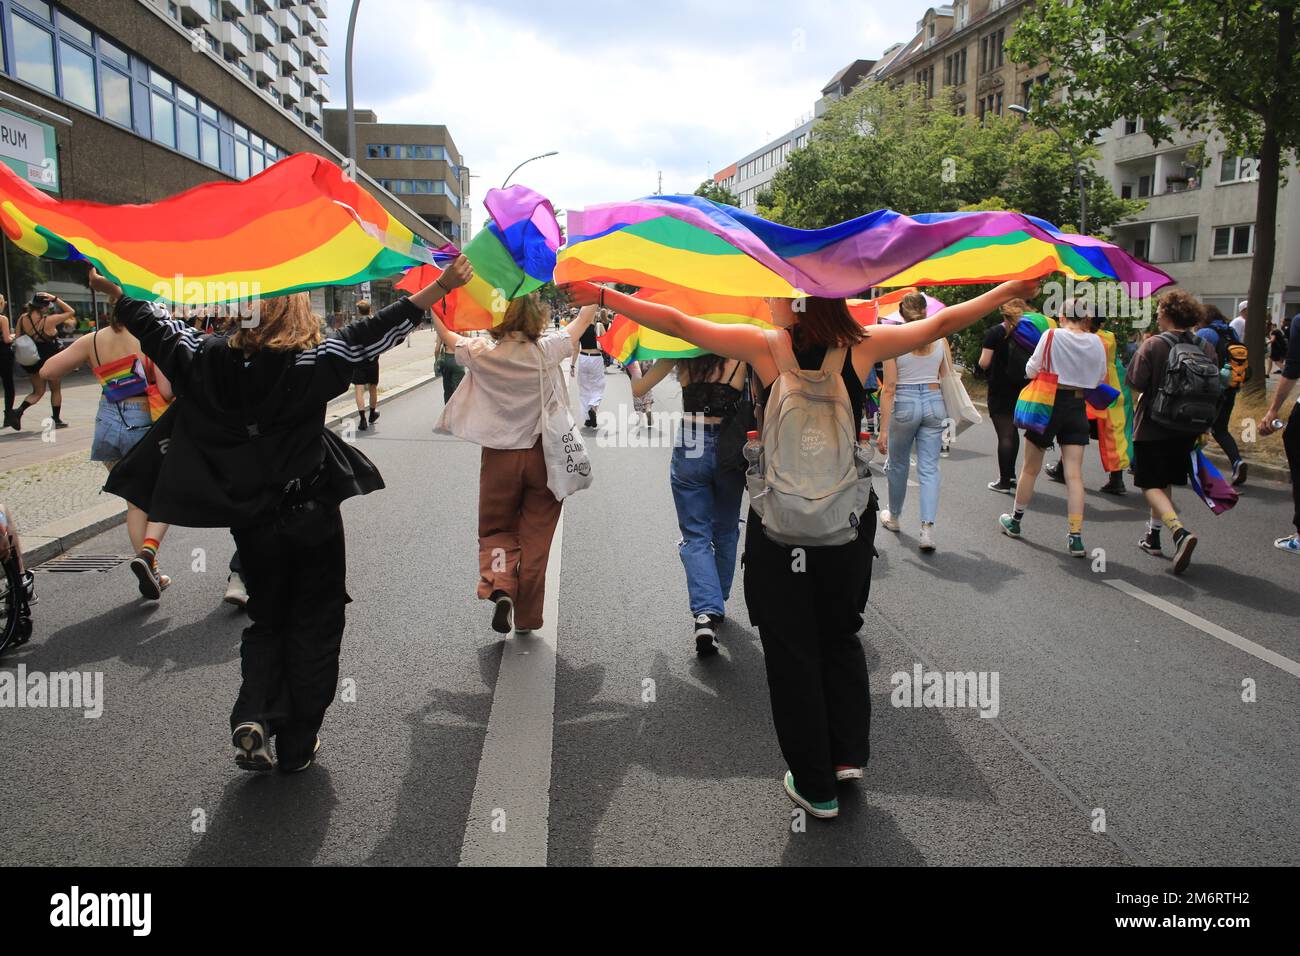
[93,354,148,402]
[1087,327,1130,472]
[1189,449,1238,515]
[1010,311,1057,352]
[434,186,560,330]
[0,153,442,303]
[597,289,773,363]
[1014,373,1058,434]
[557,196,1173,298]
[846,288,945,326]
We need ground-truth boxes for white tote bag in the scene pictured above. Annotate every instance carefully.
[939,340,982,435]
[536,347,593,500]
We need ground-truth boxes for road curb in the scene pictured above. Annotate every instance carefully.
[23,369,441,568]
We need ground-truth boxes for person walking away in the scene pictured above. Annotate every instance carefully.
[877,291,949,551]
[91,256,473,773]
[436,337,464,405]
[1196,305,1249,485]
[0,296,15,429]
[435,298,598,634]
[39,308,176,599]
[1126,290,1221,574]
[978,297,1031,494]
[632,355,748,653]
[1088,312,1131,496]
[1259,307,1300,554]
[351,299,381,430]
[11,292,75,431]
[566,277,1037,820]
[1268,326,1288,378]
[998,298,1107,558]
[570,307,607,427]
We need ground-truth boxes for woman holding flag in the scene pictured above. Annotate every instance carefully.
[565,276,1037,819]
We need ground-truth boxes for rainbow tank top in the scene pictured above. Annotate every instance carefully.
[93,354,149,403]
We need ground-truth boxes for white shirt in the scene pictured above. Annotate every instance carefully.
[895,346,945,385]
[434,330,575,449]
[1025,328,1106,390]
[1230,315,1247,341]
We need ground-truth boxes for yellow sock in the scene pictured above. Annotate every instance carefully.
[1068,514,1083,534]
[1161,512,1184,534]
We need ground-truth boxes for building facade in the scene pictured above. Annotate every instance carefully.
[0,0,448,323]
[322,107,466,244]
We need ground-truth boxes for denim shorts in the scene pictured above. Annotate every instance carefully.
[90,399,152,463]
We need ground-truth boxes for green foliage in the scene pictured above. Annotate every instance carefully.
[694,179,740,207]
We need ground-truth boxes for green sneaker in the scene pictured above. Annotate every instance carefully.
[783,771,838,819]
[1068,533,1086,557]
[998,513,1021,538]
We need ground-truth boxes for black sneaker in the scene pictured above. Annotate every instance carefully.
[707,612,725,629]
[1231,460,1247,486]
[1099,478,1127,496]
[490,591,514,634]
[1045,461,1065,484]
[53,419,68,429]
[987,480,1015,495]
[369,408,379,424]
[585,409,598,428]
[1171,530,1197,576]
[694,614,718,656]
[129,553,162,600]
[357,415,368,431]
[1138,528,1164,557]
[279,736,321,774]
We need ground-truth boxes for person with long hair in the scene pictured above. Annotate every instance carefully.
[435,296,598,634]
[632,353,749,653]
[877,291,951,552]
[565,276,1036,820]
[998,299,1108,558]
[91,255,473,773]
[39,306,175,599]
[978,297,1030,494]
[11,291,75,431]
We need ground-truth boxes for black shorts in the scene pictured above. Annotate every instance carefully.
[351,360,380,386]
[987,390,1018,416]
[1026,390,1090,449]
[1132,437,1196,489]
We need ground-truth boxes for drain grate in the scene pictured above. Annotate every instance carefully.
[39,554,132,573]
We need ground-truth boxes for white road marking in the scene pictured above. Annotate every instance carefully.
[459,512,565,867]
[1107,580,1300,679]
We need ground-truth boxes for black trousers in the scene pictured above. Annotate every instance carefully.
[988,393,1020,484]
[0,346,13,415]
[742,503,876,804]
[1210,387,1242,465]
[230,500,348,764]
[1286,401,1300,534]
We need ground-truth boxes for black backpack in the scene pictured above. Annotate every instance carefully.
[1149,332,1222,434]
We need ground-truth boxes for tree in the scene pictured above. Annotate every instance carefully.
[1007,0,1300,396]
[694,179,739,207]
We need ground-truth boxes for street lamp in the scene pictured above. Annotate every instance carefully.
[1010,103,1087,235]
[503,151,558,188]
[344,0,362,178]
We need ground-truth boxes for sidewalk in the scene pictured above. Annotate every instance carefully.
[1,327,444,563]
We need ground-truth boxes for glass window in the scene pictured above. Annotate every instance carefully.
[250,133,264,150]
[200,100,218,121]
[151,92,175,148]
[98,36,129,68]
[100,65,131,126]
[12,16,56,93]
[177,88,198,110]
[250,150,265,175]
[15,0,52,21]
[235,142,250,179]
[233,121,248,141]
[149,68,172,93]
[177,109,199,158]
[1213,228,1230,257]
[58,39,96,111]
[57,11,92,46]
[1232,225,1252,255]
[201,121,219,167]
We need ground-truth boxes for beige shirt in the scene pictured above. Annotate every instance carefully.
[434,330,575,449]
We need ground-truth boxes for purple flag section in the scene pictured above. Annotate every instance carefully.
[1190,449,1239,515]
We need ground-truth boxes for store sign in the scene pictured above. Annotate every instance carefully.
[0,107,59,193]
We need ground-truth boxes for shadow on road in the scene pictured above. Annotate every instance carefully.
[187,768,338,866]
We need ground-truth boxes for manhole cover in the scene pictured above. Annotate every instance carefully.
[38,554,131,573]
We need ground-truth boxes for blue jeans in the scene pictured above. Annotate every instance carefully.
[670,425,745,618]
[886,384,947,524]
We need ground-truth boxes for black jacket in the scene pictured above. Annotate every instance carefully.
[104,295,422,528]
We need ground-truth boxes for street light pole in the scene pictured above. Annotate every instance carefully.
[502,151,558,188]
[1010,104,1087,235]
[344,0,362,179]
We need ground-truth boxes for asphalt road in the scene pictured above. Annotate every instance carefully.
[2,369,1297,866]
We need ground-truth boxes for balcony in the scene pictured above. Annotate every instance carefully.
[308,0,328,17]
[315,49,330,75]
[216,21,250,59]
[298,35,320,65]
[273,42,302,73]
[240,14,277,50]
[316,77,330,102]
[177,0,213,28]
[248,50,278,83]
[296,65,318,95]
[315,21,329,47]
[302,97,321,122]
[219,0,250,17]
[270,8,301,40]
[275,74,303,107]
[249,0,272,12]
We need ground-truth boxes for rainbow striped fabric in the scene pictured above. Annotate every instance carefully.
[1014,374,1058,434]
[846,288,945,326]
[597,289,773,363]
[557,196,1173,297]
[1011,311,1057,351]
[0,153,441,303]
[93,354,149,403]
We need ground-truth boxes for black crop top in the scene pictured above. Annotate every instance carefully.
[681,361,745,418]
[759,335,865,426]
[579,323,600,350]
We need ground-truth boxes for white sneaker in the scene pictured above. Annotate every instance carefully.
[919,524,936,552]
[232,722,274,772]
[880,511,900,533]
[224,572,248,608]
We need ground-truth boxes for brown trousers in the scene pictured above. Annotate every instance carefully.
[477,438,562,630]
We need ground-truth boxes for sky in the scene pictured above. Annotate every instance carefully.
[327,0,924,222]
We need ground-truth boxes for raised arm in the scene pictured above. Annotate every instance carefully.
[89,267,203,394]
[37,295,75,336]
[37,330,95,381]
[631,358,676,398]
[567,282,775,379]
[857,280,1039,367]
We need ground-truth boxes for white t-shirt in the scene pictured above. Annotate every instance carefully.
[434,330,575,449]
[1230,315,1247,341]
[1025,328,1106,390]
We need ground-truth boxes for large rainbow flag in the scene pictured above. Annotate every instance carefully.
[557,195,1173,298]
[0,153,443,303]
[598,289,774,363]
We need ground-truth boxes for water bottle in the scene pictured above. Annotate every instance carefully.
[855,431,874,477]
[743,430,763,477]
